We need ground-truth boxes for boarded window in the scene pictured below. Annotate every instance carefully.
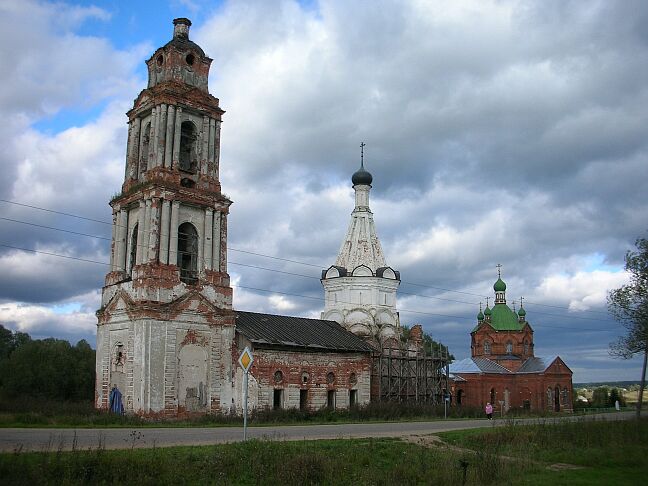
[178,222,198,284]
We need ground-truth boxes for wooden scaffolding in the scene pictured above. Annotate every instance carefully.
[371,347,450,403]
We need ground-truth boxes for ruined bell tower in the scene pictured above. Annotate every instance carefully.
[96,18,235,416]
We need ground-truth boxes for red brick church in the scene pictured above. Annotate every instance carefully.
[449,273,573,413]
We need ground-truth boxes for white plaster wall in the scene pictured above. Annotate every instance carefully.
[97,305,234,415]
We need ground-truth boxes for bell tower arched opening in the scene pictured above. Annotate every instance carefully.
[178,222,198,284]
[179,121,198,172]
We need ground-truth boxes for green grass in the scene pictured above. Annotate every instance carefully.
[0,438,533,485]
[439,417,648,485]
[0,398,487,428]
[2,419,646,484]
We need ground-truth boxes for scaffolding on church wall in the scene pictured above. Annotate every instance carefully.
[371,347,450,403]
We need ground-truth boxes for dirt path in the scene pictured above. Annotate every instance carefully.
[401,433,585,471]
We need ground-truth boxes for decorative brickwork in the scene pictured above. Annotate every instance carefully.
[450,276,573,413]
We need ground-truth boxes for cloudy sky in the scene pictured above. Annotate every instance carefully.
[1,0,647,383]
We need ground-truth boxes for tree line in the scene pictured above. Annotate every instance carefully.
[0,325,95,402]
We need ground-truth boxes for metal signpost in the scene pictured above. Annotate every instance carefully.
[238,347,254,440]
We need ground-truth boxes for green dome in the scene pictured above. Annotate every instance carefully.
[518,307,526,317]
[494,278,507,292]
[484,306,492,316]
[477,310,484,320]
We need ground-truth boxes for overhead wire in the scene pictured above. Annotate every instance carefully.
[0,241,616,333]
[0,197,615,321]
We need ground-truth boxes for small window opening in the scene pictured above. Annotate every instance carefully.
[506,341,513,354]
[178,222,198,284]
[349,373,357,385]
[299,389,308,410]
[114,344,125,366]
[301,371,309,384]
[179,121,198,173]
[129,224,138,275]
[273,389,283,409]
[327,390,336,409]
[490,388,496,405]
[273,370,283,384]
[349,389,357,407]
[327,372,335,384]
[484,340,491,355]
[186,53,195,65]
[180,177,195,188]
[523,340,529,355]
[156,54,164,66]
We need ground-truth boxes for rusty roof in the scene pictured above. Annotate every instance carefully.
[235,311,375,353]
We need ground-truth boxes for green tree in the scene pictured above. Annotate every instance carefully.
[608,235,648,419]
[0,337,95,401]
[608,388,626,407]
[592,386,609,407]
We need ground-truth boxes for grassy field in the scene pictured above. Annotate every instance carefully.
[1,417,646,484]
[0,398,487,428]
[439,417,648,485]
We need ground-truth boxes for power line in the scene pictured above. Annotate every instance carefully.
[0,197,613,316]
[0,198,110,225]
[0,217,111,241]
[0,215,612,323]
[0,242,615,333]
[0,243,109,266]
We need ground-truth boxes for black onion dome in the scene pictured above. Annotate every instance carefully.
[352,166,373,185]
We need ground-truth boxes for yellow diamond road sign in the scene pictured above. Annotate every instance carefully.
[238,347,253,373]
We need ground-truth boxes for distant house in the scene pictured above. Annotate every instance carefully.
[449,275,573,413]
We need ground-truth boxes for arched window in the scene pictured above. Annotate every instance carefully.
[506,341,513,354]
[179,121,198,172]
[129,224,138,275]
[483,340,491,355]
[490,388,496,404]
[523,340,529,355]
[178,222,198,283]
[139,123,150,177]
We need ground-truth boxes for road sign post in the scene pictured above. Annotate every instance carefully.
[238,347,254,441]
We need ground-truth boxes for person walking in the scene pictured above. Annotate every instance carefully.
[485,402,493,420]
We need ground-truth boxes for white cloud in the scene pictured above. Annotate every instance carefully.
[0,301,96,340]
[0,0,646,382]
[535,269,629,312]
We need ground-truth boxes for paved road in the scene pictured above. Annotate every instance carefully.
[0,412,634,452]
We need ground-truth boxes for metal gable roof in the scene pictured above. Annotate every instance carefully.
[517,355,560,373]
[449,357,512,374]
[235,311,375,353]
